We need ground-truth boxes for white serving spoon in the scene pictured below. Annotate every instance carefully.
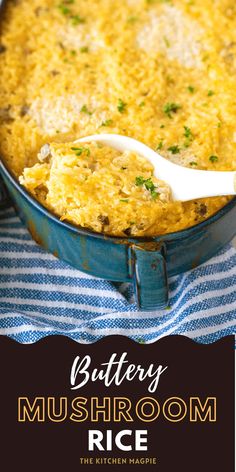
[75,134,236,201]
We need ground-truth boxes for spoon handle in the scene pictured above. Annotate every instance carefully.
[77,134,236,201]
[166,167,236,201]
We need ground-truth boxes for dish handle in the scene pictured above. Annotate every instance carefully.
[131,242,169,311]
[0,173,10,208]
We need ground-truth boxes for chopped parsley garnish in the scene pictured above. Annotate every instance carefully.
[58,3,71,15]
[156,141,163,151]
[183,126,194,147]
[207,90,214,96]
[184,142,191,148]
[145,182,159,199]
[144,179,155,191]
[127,15,138,23]
[150,190,159,200]
[135,176,159,200]
[57,2,85,25]
[80,105,92,115]
[117,99,127,113]
[163,36,170,47]
[80,46,89,53]
[189,161,198,166]
[160,124,165,128]
[120,198,129,203]
[187,85,195,93]
[183,126,192,139]
[71,14,85,25]
[135,176,145,186]
[209,155,218,163]
[163,102,181,118]
[168,145,180,154]
[70,49,77,56]
[71,146,90,156]
[139,101,145,107]
[101,119,113,127]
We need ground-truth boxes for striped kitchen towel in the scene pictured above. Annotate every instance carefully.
[0,206,235,344]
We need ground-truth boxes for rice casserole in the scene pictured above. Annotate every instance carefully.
[0,0,235,237]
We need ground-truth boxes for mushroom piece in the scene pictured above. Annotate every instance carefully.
[0,44,7,54]
[97,215,110,225]
[20,105,30,117]
[0,106,13,123]
[194,202,207,217]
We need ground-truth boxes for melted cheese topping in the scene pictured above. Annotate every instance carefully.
[0,0,235,236]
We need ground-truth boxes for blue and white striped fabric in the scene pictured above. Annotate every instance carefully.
[0,206,235,344]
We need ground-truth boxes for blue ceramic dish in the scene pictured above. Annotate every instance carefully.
[1,160,236,310]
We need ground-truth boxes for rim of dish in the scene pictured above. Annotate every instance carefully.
[1,159,236,244]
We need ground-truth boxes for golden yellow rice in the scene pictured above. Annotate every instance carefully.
[0,0,235,236]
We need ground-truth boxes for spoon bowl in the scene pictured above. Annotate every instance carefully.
[75,134,236,201]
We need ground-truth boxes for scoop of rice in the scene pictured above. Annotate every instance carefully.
[20,141,172,236]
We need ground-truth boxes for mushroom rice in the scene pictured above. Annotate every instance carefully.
[0,0,235,236]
